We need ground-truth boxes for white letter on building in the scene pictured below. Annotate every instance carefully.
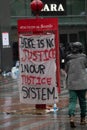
[58,4,64,11]
[50,4,57,11]
[41,4,50,11]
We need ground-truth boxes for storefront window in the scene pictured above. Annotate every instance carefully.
[69,34,77,42]
[67,0,85,15]
[10,0,31,16]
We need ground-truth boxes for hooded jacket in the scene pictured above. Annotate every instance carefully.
[65,53,87,90]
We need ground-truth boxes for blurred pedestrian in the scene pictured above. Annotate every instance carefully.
[60,43,65,70]
[65,42,87,128]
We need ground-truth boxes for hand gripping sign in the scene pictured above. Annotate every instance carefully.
[18,18,60,104]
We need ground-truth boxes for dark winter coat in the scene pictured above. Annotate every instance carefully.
[65,53,87,90]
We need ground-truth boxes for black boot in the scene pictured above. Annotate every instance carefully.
[80,117,87,125]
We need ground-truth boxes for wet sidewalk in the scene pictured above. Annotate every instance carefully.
[0,75,87,130]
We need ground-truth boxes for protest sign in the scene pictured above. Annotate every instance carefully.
[18,18,60,105]
[19,34,58,104]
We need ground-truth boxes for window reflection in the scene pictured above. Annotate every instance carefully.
[67,0,85,15]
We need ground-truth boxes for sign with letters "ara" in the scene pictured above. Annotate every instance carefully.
[32,0,66,16]
[18,18,60,104]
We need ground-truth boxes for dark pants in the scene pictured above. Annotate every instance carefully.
[69,90,86,117]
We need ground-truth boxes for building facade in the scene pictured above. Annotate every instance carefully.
[0,0,87,71]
